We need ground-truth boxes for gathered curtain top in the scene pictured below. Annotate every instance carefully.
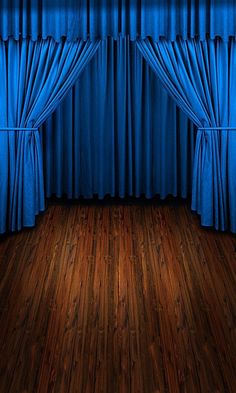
[1,1,236,42]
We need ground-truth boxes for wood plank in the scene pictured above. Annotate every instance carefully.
[0,200,235,393]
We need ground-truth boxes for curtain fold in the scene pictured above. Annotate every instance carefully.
[137,37,236,233]
[0,37,99,233]
[42,37,195,201]
[1,1,236,42]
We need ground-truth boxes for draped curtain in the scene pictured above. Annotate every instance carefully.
[0,37,99,233]
[0,2,236,234]
[137,37,236,233]
[42,37,195,200]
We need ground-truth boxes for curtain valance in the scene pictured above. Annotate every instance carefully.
[1,1,236,42]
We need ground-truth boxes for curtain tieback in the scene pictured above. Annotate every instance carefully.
[198,127,236,131]
[0,127,38,131]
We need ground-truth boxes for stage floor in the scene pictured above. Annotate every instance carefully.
[0,201,235,392]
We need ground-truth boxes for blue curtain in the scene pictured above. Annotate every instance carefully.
[0,37,99,233]
[137,37,236,233]
[1,1,236,41]
[42,37,195,201]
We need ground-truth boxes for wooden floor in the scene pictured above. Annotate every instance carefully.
[0,199,236,393]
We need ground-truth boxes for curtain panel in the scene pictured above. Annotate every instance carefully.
[1,1,236,42]
[42,36,195,201]
[137,37,236,233]
[0,37,99,234]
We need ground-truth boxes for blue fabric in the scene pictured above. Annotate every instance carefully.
[1,1,236,42]
[42,37,195,201]
[137,37,236,233]
[0,37,99,233]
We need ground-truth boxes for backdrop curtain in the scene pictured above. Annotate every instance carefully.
[42,36,195,201]
[0,37,99,233]
[1,1,236,42]
[137,37,236,233]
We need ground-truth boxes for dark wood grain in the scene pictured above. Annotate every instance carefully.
[0,200,235,393]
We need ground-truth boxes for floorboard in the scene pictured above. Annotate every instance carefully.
[0,200,235,393]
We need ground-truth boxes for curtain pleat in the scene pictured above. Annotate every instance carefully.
[0,37,100,233]
[1,1,236,42]
[42,37,195,201]
[137,37,236,233]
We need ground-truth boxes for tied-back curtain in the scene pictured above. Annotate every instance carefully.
[137,37,236,233]
[42,36,195,201]
[0,37,99,233]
